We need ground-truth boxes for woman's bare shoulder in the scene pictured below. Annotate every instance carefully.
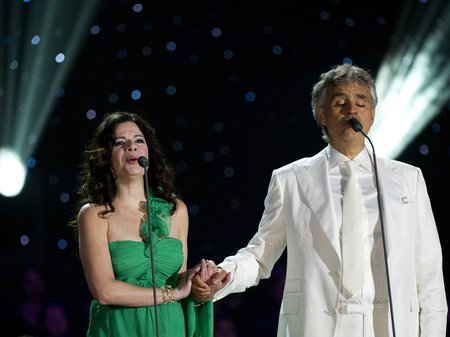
[78,203,111,225]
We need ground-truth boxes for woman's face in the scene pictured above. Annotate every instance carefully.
[110,121,149,180]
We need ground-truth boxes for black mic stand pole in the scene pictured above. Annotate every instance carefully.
[348,118,396,337]
[138,156,160,337]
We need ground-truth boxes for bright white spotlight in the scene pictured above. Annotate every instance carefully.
[0,148,27,197]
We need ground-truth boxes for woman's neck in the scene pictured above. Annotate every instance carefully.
[114,179,146,207]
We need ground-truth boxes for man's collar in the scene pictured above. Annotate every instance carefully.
[326,144,372,172]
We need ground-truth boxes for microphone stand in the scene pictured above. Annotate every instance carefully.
[138,156,160,337]
[348,118,396,337]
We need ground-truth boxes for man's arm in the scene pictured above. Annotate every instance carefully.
[415,169,447,336]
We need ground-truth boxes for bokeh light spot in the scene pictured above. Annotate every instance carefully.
[90,25,101,35]
[229,199,240,210]
[60,192,70,203]
[224,49,234,60]
[55,53,65,63]
[176,161,187,172]
[86,109,96,120]
[211,27,222,37]
[176,117,187,128]
[189,204,200,215]
[132,3,143,13]
[345,18,355,27]
[190,53,199,63]
[214,122,224,132]
[131,89,141,100]
[49,116,60,127]
[172,141,183,152]
[166,41,177,51]
[343,57,353,64]
[432,123,441,133]
[58,239,68,250]
[20,235,30,246]
[10,60,19,70]
[27,157,36,168]
[117,49,128,59]
[220,145,230,156]
[142,46,152,56]
[203,152,214,162]
[116,23,126,33]
[224,166,235,177]
[263,25,273,35]
[245,91,256,102]
[49,175,58,185]
[31,35,40,45]
[419,144,429,155]
[108,93,119,103]
[172,16,182,26]
[377,16,387,25]
[320,11,330,20]
[272,45,283,55]
[55,87,65,97]
[143,22,153,31]
[166,85,177,96]
[28,134,37,144]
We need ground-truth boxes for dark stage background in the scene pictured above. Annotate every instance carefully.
[1,1,449,336]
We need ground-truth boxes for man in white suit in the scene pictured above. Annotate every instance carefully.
[193,64,447,336]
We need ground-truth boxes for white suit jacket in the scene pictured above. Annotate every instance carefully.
[215,148,447,337]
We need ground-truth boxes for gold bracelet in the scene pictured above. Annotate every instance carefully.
[193,301,205,307]
[161,285,175,304]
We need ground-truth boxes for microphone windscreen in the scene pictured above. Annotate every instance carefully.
[138,156,149,168]
[348,117,363,132]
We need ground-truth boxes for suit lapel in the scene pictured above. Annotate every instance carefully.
[374,158,402,257]
[290,150,403,260]
[292,149,341,259]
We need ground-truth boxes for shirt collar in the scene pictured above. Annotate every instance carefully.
[326,144,373,172]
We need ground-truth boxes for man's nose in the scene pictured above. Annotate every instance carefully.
[346,102,358,115]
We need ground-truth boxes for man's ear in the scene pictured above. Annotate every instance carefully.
[316,108,326,126]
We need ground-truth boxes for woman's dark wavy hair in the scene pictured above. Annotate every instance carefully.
[73,111,178,222]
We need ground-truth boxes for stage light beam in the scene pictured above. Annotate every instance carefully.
[0,0,101,197]
[371,0,450,159]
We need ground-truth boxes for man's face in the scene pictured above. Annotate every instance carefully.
[316,81,375,149]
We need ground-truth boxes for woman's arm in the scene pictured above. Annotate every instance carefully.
[170,199,189,273]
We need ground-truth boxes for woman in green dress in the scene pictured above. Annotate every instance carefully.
[72,111,214,337]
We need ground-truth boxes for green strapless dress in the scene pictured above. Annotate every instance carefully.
[86,196,213,337]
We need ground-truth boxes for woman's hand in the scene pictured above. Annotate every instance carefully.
[199,259,218,283]
[174,264,201,301]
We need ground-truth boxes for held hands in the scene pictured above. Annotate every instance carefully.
[174,264,201,301]
[191,259,231,303]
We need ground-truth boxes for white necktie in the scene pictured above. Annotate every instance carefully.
[341,160,365,296]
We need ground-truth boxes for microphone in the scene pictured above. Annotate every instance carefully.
[348,117,363,132]
[347,117,397,337]
[139,155,160,337]
[138,156,149,168]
